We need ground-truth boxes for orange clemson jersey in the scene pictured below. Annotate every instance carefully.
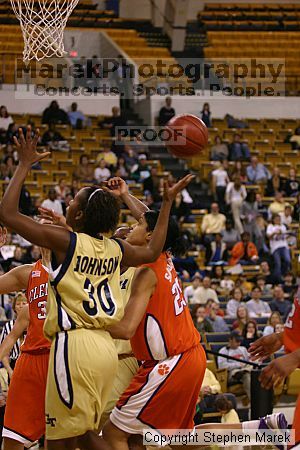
[22,260,51,353]
[130,253,200,361]
[284,288,300,355]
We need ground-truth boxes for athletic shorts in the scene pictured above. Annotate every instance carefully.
[3,351,49,448]
[110,344,206,434]
[100,356,139,430]
[45,328,118,440]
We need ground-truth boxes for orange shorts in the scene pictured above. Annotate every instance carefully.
[3,351,49,448]
[110,344,206,434]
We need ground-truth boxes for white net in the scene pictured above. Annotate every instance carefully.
[10,0,80,61]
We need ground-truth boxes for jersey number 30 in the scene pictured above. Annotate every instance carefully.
[83,277,116,317]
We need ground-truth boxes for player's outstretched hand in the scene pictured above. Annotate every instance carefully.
[259,352,300,390]
[163,174,195,203]
[38,207,72,231]
[13,125,50,168]
[0,227,7,248]
[249,332,283,361]
[105,177,129,197]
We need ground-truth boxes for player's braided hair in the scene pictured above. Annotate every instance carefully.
[144,210,189,257]
[81,187,120,237]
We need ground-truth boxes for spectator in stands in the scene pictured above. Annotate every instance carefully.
[74,154,95,183]
[266,167,285,196]
[123,146,138,170]
[1,156,16,180]
[41,188,63,216]
[230,161,248,183]
[0,106,13,143]
[0,106,13,132]
[143,167,160,198]
[267,214,291,282]
[115,157,129,179]
[207,301,229,332]
[285,168,300,197]
[259,261,277,286]
[255,192,268,220]
[201,203,226,242]
[42,100,69,125]
[170,193,191,224]
[158,96,175,126]
[270,285,292,320]
[5,123,20,146]
[191,304,213,335]
[211,136,228,161]
[293,192,300,221]
[263,311,283,336]
[225,176,247,234]
[28,245,42,263]
[131,155,151,182]
[41,122,65,147]
[94,159,111,183]
[241,191,262,243]
[247,286,271,318]
[184,273,202,304]
[218,331,251,399]
[279,205,293,228]
[226,287,246,318]
[282,272,297,300]
[55,178,70,202]
[225,114,248,129]
[246,156,270,184]
[70,179,80,198]
[200,102,211,128]
[215,395,240,424]
[68,102,86,129]
[99,106,124,137]
[268,191,291,219]
[9,246,25,269]
[63,193,73,216]
[289,126,300,150]
[221,220,240,251]
[241,320,260,349]
[229,232,259,266]
[193,276,219,305]
[96,147,118,168]
[229,134,250,161]
[212,161,229,212]
[232,305,249,334]
[205,233,227,266]
[219,272,235,294]
[256,275,272,296]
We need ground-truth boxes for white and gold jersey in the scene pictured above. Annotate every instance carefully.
[44,232,124,340]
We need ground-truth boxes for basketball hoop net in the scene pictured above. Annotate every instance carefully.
[10,0,80,61]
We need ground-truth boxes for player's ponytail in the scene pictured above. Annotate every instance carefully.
[82,187,120,237]
[144,210,189,257]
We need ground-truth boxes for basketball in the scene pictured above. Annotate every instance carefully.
[165,114,209,159]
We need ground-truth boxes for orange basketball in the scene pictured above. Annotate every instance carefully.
[165,114,208,158]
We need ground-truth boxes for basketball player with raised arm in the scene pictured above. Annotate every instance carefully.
[0,125,193,450]
[102,209,288,450]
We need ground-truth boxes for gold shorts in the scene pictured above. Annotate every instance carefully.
[45,328,118,440]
